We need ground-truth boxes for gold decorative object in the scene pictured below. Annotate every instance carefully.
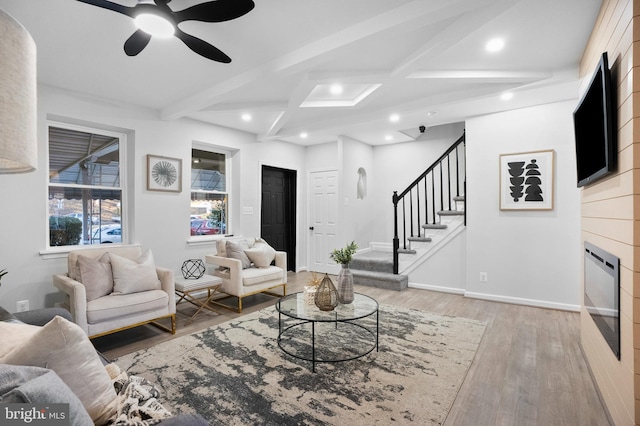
[314,273,338,311]
[307,271,321,287]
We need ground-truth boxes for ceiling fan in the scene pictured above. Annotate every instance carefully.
[76,0,255,62]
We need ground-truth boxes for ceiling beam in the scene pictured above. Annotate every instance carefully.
[406,70,552,82]
[160,0,487,121]
[391,0,521,78]
[201,102,288,112]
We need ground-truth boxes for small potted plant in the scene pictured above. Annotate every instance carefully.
[330,241,357,304]
[330,241,358,265]
[0,269,7,287]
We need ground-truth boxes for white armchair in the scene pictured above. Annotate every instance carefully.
[52,245,176,339]
[205,237,287,313]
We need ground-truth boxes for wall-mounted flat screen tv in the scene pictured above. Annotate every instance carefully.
[573,52,616,188]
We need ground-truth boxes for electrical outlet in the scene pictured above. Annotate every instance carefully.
[16,300,29,312]
[479,272,488,283]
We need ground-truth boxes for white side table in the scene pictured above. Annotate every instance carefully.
[175,274,223,325]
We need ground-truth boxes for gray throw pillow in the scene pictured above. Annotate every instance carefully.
[226,240,252,269]
[77,252,113,301]
[110,250,161,295]
[0,364,94,426]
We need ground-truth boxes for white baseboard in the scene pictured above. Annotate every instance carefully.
[464,291,581,312]
[408,282,465,295]
[406,284,580,312]
[369,242,393,252]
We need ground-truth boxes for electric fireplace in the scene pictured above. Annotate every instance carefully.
[584,242,620,359]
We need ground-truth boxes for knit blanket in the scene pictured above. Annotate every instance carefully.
[107,364,172,426]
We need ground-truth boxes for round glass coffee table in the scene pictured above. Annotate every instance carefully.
[275,292,378,372]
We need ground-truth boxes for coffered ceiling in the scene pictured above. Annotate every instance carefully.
[0,0,601,145]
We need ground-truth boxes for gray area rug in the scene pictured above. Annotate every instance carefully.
[116,304,486,425]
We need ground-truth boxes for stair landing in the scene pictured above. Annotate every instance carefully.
[350,251,407,291]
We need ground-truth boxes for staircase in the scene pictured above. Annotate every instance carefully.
[350,132,466,290]
[350,251,408,291]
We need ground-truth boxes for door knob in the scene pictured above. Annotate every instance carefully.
[309,226,314,230]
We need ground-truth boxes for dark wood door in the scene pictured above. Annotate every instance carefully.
[261,166,296,271]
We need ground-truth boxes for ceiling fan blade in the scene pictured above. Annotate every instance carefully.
[175,29,231,62]
[123,30,152,56]
[173,0,255,23]
[76,0,136,17]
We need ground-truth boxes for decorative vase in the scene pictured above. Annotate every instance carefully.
[337,264,354,304]
[314,273,339,311]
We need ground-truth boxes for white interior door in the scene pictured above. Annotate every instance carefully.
[308,169,339,274]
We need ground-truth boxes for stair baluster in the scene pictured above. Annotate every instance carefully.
[392,131,466,274]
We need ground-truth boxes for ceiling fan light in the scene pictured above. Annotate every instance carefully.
[135,13,175,38]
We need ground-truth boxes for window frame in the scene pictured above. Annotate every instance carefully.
[189,143,231,242]
[46,120,127,252]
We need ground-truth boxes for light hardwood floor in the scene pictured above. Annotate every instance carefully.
[95,271,611,425]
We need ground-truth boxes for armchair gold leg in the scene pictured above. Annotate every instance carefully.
[206,283,286,314]
[149,314,176,334]
[89,314,176,339]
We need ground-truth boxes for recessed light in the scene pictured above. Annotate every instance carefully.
[385,135,393,141]
[389,114,400,123]
[300,132,308,139]
[330,84,343,95]
[427,111,437,118]
[485,38,505,53]
[241,113,252,122]
[500,92,514,101]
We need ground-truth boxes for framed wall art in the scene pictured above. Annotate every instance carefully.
[499,149,554,211]
[147,154,182,192]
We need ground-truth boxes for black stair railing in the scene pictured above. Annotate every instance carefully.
[392,131,466,274]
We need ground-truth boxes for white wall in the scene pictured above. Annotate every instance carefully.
[0,84,306,311]
[370,123,466,243]
[408,229,466,293]
[340,136,374,250]
[465,100,582,310]
[0,84,581,313]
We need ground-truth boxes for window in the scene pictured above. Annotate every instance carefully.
[48,124,124,247]
[190,148,228,237]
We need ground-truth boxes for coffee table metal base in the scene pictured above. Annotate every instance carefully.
[277,318,378,372]
[276,294,379,372]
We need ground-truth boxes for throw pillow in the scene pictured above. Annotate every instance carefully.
[226,240,252,269]
[0,364,94,426]
[0,316,118,425]
[0,305,19,322]
[244,238,277,268]
[110,250,161,295]
[0,321,40,358]
[216,239,227,257]
[77,252,113,301]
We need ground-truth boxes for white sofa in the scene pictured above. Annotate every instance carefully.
[205,237,287,312]
[53,245,176,339]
